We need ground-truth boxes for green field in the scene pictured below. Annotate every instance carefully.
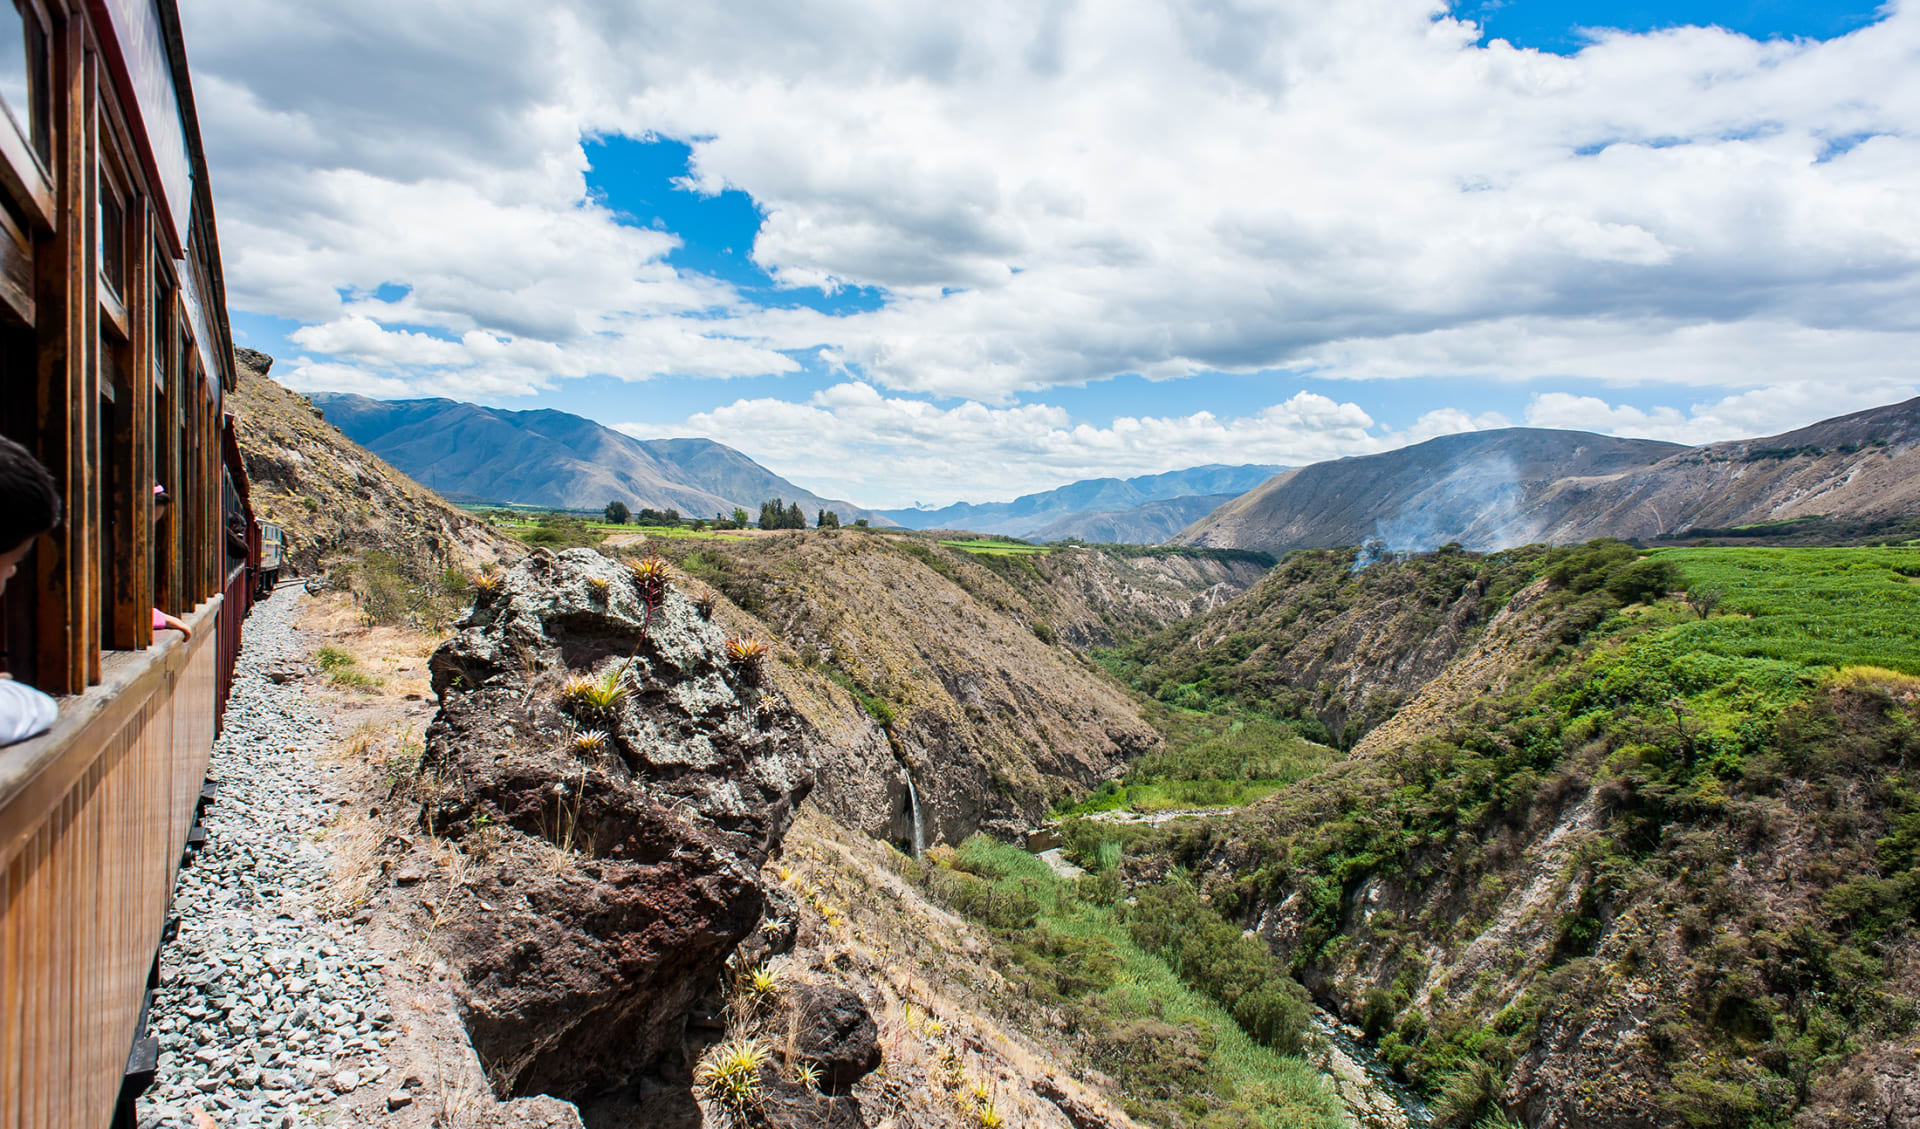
[1056,712,1341,817]
[1651,545,1920,675]
[938,537,1050,556]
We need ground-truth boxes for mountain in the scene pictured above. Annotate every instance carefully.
[878,463,1286,539]
[308,393,890,524]
[1178,399,1920,553]
[230,351,520,575]
[1027,493,1241,543]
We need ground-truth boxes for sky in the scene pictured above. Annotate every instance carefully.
[184,0,1918,509]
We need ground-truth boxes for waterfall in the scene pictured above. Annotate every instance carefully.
[906,773,928,857]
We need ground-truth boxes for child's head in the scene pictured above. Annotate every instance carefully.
[0,436,61,597]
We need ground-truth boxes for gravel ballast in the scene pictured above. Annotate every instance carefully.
[137,588,397,1129]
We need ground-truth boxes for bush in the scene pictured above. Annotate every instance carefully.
[1125,882,1313,1055]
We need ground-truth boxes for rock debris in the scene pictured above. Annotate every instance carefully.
[138,589,396,1129]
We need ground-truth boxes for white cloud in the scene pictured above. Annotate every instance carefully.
[182,0,1920,456]
[616,383,1514,506]
[1525,380,1920,444]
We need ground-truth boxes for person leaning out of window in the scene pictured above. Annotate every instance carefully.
[0,435,61,746]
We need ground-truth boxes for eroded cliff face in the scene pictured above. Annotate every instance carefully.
[415,549,814,1098]
[660,534,1193,845]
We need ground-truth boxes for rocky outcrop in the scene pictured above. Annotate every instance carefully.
[415,548,813,1099]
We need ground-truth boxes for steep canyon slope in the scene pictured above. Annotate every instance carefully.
[1112,543,1920,1128]
[654,533,1267,844]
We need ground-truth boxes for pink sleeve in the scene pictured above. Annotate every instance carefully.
[152,608,167,630]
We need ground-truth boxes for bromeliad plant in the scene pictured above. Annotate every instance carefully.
[560,671,627,724]
[724,636,769,682]
[694,1037,769,1113]
[628,556,670,622]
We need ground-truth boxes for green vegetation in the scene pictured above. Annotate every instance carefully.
[1644,546,1920,673]
[1056,712,1340,816]
[1116,542,1920,1126]
[508,513,607,548]
[896,835,1341,1129]
[315,645,381,690]
[1099,542,1549,746]
[759,497,810,530]
[939,536,1050,557]
[332,550,472,631]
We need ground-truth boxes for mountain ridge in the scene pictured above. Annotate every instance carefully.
[878,463,1287,539]
[1178,399,1920,553]
[310,392,892,525]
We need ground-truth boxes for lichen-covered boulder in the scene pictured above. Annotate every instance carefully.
[419,548,812,1098]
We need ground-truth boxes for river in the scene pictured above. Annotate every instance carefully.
[1309,1006,1433,1129]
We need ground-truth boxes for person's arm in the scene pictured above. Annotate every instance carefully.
[0,677,57,746]
[153,609,194,640]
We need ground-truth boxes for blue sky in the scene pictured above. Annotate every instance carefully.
[198,0,1918,507]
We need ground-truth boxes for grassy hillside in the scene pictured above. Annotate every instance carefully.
[1094,544,1920,1127]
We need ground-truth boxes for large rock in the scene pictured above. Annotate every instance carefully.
[418,548,813,1099]
[790,984,881,1093]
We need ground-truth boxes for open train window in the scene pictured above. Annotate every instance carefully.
[0,0,48,169]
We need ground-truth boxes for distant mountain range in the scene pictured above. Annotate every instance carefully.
[877,464,1286,540]
[1177,398,1920,553]
[309,394,891,524]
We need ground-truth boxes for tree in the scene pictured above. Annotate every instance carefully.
[817,509,841,529]
[731,507,750,529]
[1684,588,1722,620]
[787,501,805,529]
[603,500,630,524]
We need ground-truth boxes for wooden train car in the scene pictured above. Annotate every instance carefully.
[0,1,252,1125]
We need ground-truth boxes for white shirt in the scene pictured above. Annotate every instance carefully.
[0,678,57,746]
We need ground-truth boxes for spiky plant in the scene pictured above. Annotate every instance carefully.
[694,1038,768,1111]
[757,916,788,938]
[559,670,627,723]
[571,730,611,757]
[694,590,717,619]
[471,572,506,600]
[974,1102,1005,1129]
[723,636,769,681]
[585,575,611,600]
[737,962,782,1001]
[791,1061,822,1091]
[628,555,670,607]
[967,1081,991,1105]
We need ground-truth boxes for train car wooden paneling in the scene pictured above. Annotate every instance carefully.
[0,1,247,1125]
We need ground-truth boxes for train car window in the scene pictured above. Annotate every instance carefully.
[0,318,35,684]
[98,163,127,303]
[0,0,48,168]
